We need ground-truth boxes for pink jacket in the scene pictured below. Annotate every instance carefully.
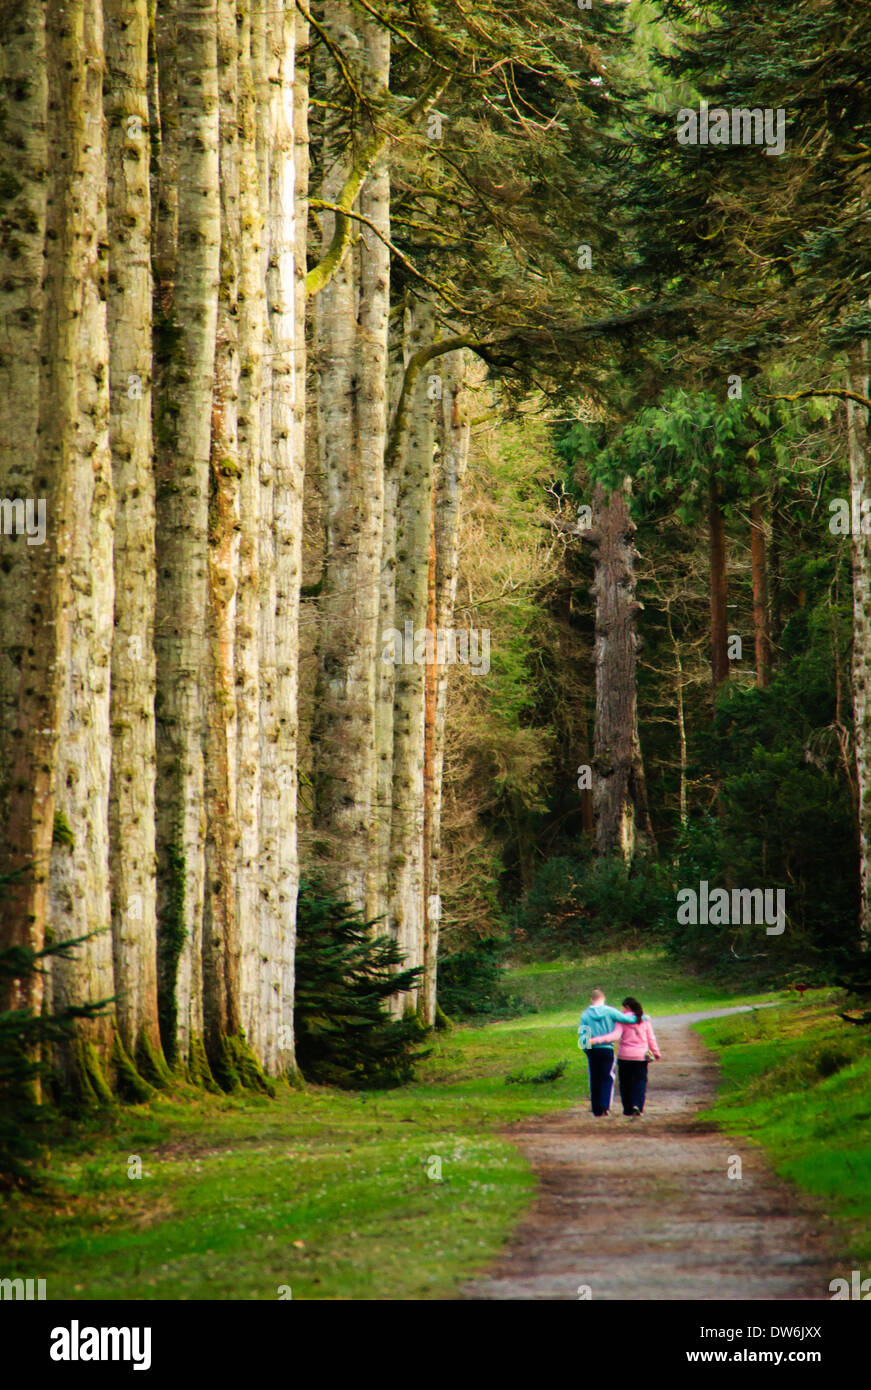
[599,1017,661,1061]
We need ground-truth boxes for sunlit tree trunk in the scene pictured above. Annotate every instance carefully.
[153,0,220,1068]
[311,2,388,915]
[0,0,53,1014]
[389,296,437,1004]
[374,322,407,928]
[48,0,117,1091]
[202,0,242,1077]
[423,350,471,1023]
[266,0,301,1075]
[105,0,164,1073]
[235,0,265,1061]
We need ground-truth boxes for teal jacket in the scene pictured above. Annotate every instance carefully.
[578,1003,638,1049]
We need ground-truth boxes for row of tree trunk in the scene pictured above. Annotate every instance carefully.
[0,0,475,1093]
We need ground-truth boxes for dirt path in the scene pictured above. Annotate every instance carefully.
[462,1006,835,1300]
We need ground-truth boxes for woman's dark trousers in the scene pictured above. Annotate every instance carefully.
[618,1058,649,1114]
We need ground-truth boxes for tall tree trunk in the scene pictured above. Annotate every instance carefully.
[374,322,407,928]
[749,498,772,688]
[202,0,242,1078]
[848,343,871,946]
[311,2,388,914]
[254,0,280,1070]
[105,0,164,1074]
[48,0,117,1092]
[0,0,53,1013]
[153,0,220,1069]
[423,351,471,1023]
[709,474,729,688]
[265,0,302,1075]
[665,606,688,827]
[356,13,391,922]
[389,296,437,1002]
[587,481,655,860]
[235,0,266,1062]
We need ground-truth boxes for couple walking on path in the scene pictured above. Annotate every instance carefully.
[578,988,661,1118]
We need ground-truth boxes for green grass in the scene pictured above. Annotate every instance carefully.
[0,949,781,1300]
[508,946,778,1021]
[695,996,871,1266]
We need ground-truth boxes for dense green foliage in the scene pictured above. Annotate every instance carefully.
[435,937,526,1020]
[510,850,672,956]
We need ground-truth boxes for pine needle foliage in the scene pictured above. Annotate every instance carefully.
[0,873,111,1191]
[294,877,429,1090]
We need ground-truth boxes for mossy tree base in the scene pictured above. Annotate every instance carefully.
[135,1028,173,1088]
[110,1033,154,1104]
[68,1038,116,1110]
[207,1032,276,1097]
[187,1034,221,1093]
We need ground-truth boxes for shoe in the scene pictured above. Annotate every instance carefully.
[632,1106,642,1117]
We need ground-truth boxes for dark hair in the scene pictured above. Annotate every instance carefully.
[622,996,643,1022]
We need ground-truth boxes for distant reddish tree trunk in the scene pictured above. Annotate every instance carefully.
[586,481,656,861]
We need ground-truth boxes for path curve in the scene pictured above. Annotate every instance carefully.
[462,1005,835,1300]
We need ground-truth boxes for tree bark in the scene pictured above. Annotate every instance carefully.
[0,0,54,1014]
[47,0,117,1089]
[709,475,730,688]
[311,2,389,915]
[153,0,220,1068]
[105,0,163,1070]
[374,321,406,928]
[235,0,266,1062]
[848,343,871,946]
[423,350,471,1023]
[588,480,655,860]
[265,0,302,1075]
[202,0,243,1076]
[389,296,437,1003]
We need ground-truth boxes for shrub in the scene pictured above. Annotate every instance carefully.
[510,852,672,955]
[294,877,429,1089]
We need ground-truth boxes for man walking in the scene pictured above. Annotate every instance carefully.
[578,989,638,1117]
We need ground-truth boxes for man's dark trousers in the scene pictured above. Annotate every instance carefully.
[586,1044,615,1115]
[618,1059,649,1114]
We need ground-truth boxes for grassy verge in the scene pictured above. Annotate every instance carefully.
[695,995,871,1267]
[2,949,777,1300]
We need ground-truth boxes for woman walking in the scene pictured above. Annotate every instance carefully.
[599,996,661,1117]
